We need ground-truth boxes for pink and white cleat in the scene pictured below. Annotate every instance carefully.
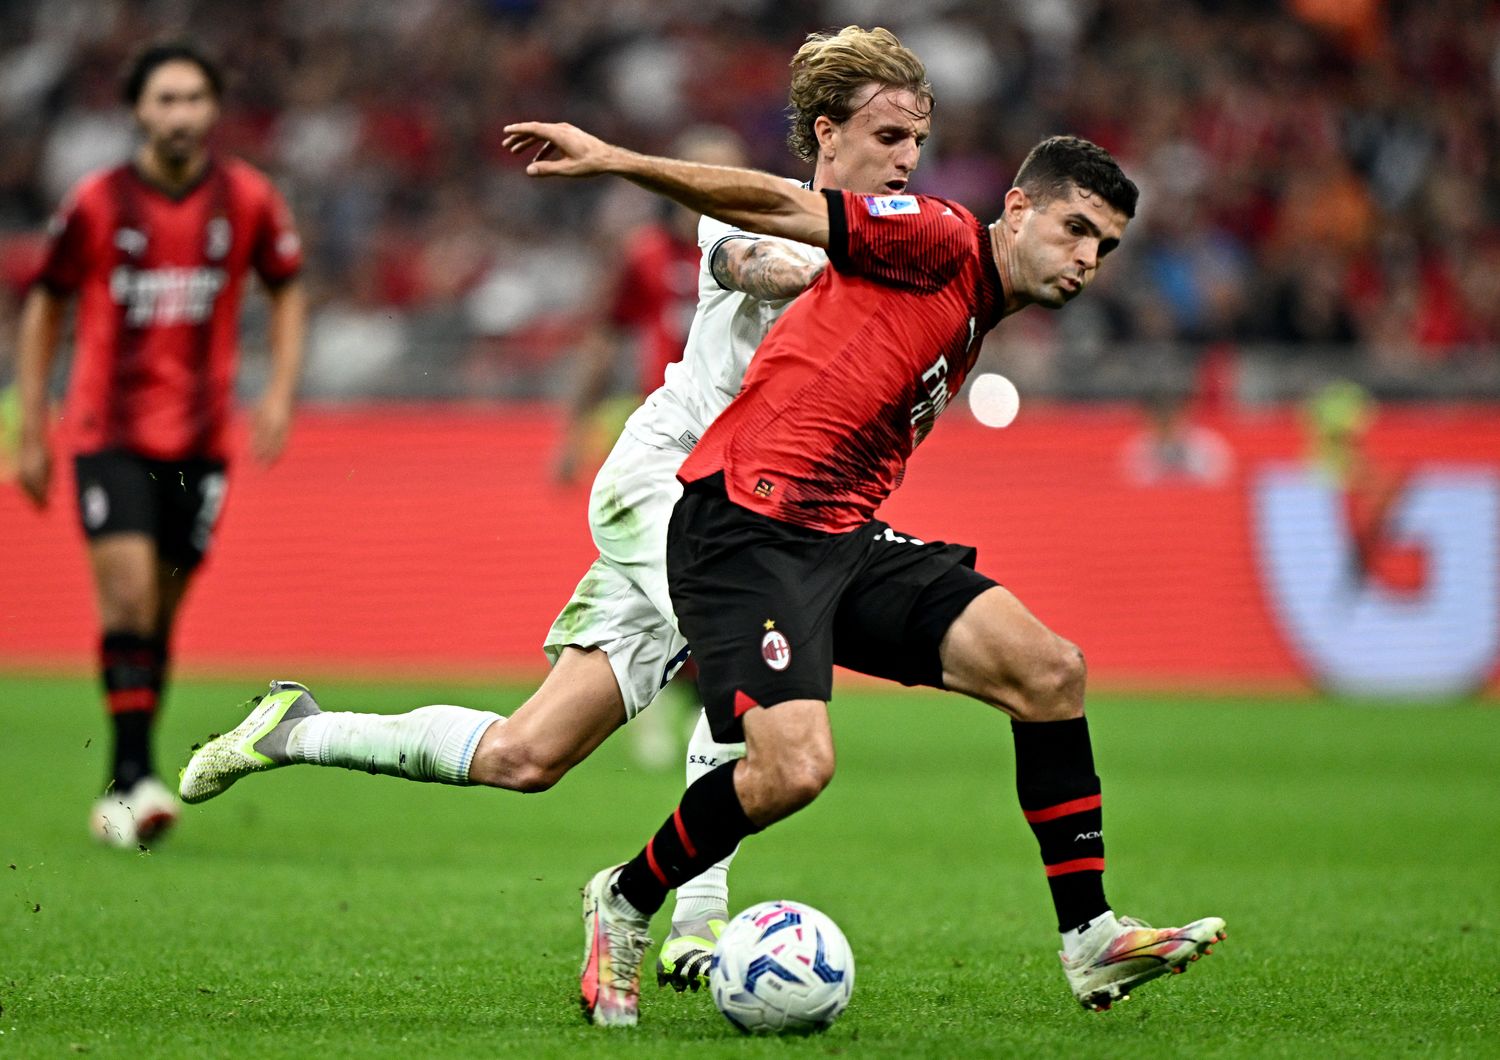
[579,865,654,1027]
[1061,914,1227,1012]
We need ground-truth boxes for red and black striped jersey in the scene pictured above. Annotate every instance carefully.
[677,189,1004,533]
[36,156,302,461]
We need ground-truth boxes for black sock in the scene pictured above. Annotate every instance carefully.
[614,761,760,916]
[1012,716,1109,932]
[101,632,164,791]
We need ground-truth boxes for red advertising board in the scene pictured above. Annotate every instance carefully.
[2,404,1496,695]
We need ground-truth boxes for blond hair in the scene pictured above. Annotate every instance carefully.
[786,26,933,164]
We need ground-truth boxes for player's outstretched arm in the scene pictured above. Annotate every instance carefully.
[503,121,829,248]
[712,239,826,302]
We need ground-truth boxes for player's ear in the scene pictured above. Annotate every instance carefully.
[813,115,839,160]
[1003,186,1032,230]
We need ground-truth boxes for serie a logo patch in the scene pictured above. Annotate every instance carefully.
[865,195,920,217]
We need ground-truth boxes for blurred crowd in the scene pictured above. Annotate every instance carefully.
[1,0,1498,401]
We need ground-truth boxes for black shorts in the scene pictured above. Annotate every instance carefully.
[73,449,229,570]
[667,474,997,741]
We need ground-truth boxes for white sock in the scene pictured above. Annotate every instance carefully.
[286,705,502,785]
[672,710,744,929]
[1061,910,1118,959]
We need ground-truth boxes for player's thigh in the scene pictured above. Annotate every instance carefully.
[74,450,162,622]
[587,433,684,623]
[666,482,851,745]
[86,534,160,630]
[831,526,992,689]
[156,457,229,573]
[938,584,1085,715]
[75,449,157,545]
[543,556,689,720]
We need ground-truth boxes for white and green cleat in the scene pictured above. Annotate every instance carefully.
[178,681,322,804]
[655,916,726,993]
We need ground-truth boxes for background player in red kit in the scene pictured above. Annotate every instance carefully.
[504,119,1226,1024]
[15,41,305,848]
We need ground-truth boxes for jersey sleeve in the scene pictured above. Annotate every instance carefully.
[252,182,303,287]
[698,214,761,292]
[34,186,94,294]
[822,189,971,292]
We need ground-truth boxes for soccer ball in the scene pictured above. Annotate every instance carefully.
[709,899,854,1034]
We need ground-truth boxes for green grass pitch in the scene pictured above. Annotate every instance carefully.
[1,672,1495,1057]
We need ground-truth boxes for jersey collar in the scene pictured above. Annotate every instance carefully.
[129,154,218,202]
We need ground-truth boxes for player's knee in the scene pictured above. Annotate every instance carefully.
[98,581,156,633]
[1015,638,1086,722]
[469,726,568,793]
[775,748,835,812]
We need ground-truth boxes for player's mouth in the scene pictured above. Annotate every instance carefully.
[1059,275,1082,294]
[884,179,908,193]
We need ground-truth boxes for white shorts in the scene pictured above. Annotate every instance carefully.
[543,430,692,719]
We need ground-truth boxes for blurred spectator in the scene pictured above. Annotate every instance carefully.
[1,0,1498,400]
[1120,389,1234,487]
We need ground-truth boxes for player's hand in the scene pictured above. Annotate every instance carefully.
[250,393,293,466]
[501,122,619,178]
[17,434,50,509]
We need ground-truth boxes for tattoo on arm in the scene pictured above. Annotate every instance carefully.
[712,238,824,300]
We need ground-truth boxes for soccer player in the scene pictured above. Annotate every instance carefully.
[496,121,1226,1024]
[554,127,749,773]
[16,41,305,848]
[180,27,931,991]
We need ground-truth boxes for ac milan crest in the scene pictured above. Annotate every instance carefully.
[761,629,791,671]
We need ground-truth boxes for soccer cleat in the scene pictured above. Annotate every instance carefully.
[178,681,322,804]
[1061,914,1227,1012]
[579,865,654,1027]
[90,776,180,849]
[655,916,726,992]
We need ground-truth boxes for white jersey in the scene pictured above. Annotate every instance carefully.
[546,192,825,718]
[621,206,828,453]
